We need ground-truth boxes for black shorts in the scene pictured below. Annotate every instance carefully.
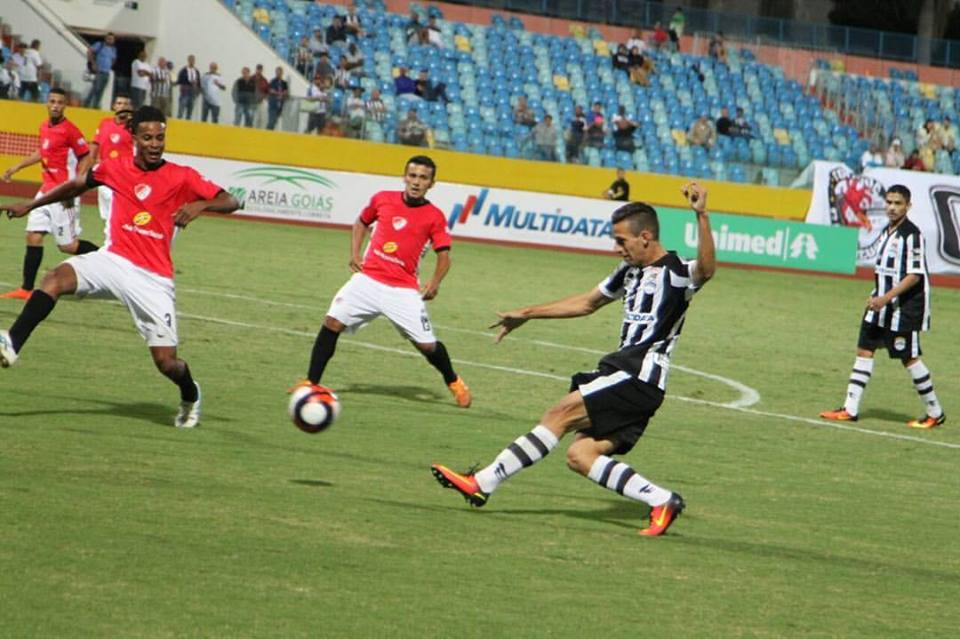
[570,366,664,456]
[858,321,921,360]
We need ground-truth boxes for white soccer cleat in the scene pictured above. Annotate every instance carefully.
[0,330,19,368]
[174,382,202,428]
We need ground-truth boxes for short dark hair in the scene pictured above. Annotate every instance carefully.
[48,87,67,97]
[406,155,437,179]
[129,105,167,133]
[887,184,911,203]
[114,92,131,100]
[611,202,659,239]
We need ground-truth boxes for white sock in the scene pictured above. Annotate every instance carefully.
[587,455,672,507]
[843,356,874,416]
[475,425,559,494]
[907,360,943,418]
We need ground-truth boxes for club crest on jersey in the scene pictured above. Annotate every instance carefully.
[110,133,121,144]
[134,184,152,201]
[392,217,407,231]
[382,241,399,254]
[133,211,152,226]
[42,139,50,150]
[893,337,906,351]
[642,278,659,294]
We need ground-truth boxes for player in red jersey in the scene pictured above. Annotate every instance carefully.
[1,88,100,300]
[0,106,240,428]
[297,155,472,408]
[87,93,135,229]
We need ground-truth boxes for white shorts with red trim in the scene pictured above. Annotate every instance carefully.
[66,250,178,347]
[326,272,436,343]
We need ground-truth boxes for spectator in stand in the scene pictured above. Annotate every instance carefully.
[625,28,646,54]
[611,44,631,73]
[85,33,116,108]
[394,66,417,98]
[308,28,327,60]
[345,86,366,138]
[252,64,270,128]
[903,149,925,171]
[939,115,957,152]
[344,42,364,72]
[364,89,387,138]
[513,95,536,127]
[688,114,716,149]
[252,6,270,25]
[130,48,153,109]
[916,119,939,152]
[200,62,225,124]
[305,75,331,135]
[708,32,728,64]
[295,36,312,77]
[860,142,883,171]
[177,55,201,119]
[150,57,173,116]
[733,107,753,138]
[531,114,558,161]
[586,102,605,149]
[344,5,364,38]
[603,168,630,201]
[612,106,638,152]
[566,105,587,162]
[314,51,335,85]
[397,109,429,147]
[652,22,669,51]
[333,56,353,90]
[0,54,14,99]
[18,40,43,102]
[415,69,448,103]
[426,17,443,47]
[405,10,423,43]
[715,107,734,137]
[668,7,685,51]
[326,15,348,45]
[629,47,652,86]
[267,66,288,130]
[232,66,256,127]
[884,138,905,168]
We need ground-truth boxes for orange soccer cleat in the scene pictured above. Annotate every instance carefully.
[0,288,31,300]
[431,463,488,507]
[447,376,472,408]
[907,414,946,430]
[819,408,858,422]
[639,493,686,537]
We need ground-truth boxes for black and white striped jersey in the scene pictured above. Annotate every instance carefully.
[597,252,700,392]
[864,217,930,332]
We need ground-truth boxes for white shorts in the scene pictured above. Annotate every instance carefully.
[25,190,82,247]
[67,251,178,347]
[327,273,436,343]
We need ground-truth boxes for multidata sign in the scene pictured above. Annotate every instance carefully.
[805,160,960,275]
[169,153,855,273]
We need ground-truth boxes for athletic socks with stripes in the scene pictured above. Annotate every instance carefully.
[474,425,558,494]
[587,455,672,507]
[907,360,943,418]
[843,356,873,416]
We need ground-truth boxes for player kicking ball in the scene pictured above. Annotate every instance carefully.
[432,183,715,536]
[0,106,240,428]
[297,155,471,408]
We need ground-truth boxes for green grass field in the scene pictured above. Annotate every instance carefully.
[1,202,958,638]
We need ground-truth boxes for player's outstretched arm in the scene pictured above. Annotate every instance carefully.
[2,151,42,182]
[683,181,716,286]
[490,287,613,343]
[1,171,91,219]
[421,248,450,301]
[173,191,240,228]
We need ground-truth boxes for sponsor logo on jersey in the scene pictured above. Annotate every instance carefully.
[133,211,152,226]
[392,216,407,231]
[109,150,119,159]
[382,241,398,253]
[134,184,152,201]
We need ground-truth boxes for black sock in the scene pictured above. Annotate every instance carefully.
[174,363,199,402]
[76,240,99,254]
[423,341,458,385]
[22,246,43,291]
[307,326,340,383]
[9,290,56,352]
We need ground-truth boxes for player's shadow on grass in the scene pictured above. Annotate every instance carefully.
[338,383,446,405]
[859,408,915,423]
[0,396,232,429]
[289,479,334,488]
[495,499,648,532]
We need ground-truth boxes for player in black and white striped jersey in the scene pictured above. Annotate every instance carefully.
[431,182,716,536]
[820,184,945,429]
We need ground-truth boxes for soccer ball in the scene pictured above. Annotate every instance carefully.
[288,383,341,434]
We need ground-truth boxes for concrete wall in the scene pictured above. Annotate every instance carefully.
[37,0,160,37]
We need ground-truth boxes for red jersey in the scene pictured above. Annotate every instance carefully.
[93,117,134,162]
[359,191,452,290]
[91,157,223,278]
[39,118,89,193]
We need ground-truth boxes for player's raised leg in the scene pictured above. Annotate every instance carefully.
[0,262,78,367]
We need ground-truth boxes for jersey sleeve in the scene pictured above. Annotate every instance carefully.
[598,262,630,299]
[430,209,452,251]
[669,258,701,295]
[906,231,927,276]
[70,124,90,158]
[358,193,381,225]
[183,166,224,201]
[89,161,111,189]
